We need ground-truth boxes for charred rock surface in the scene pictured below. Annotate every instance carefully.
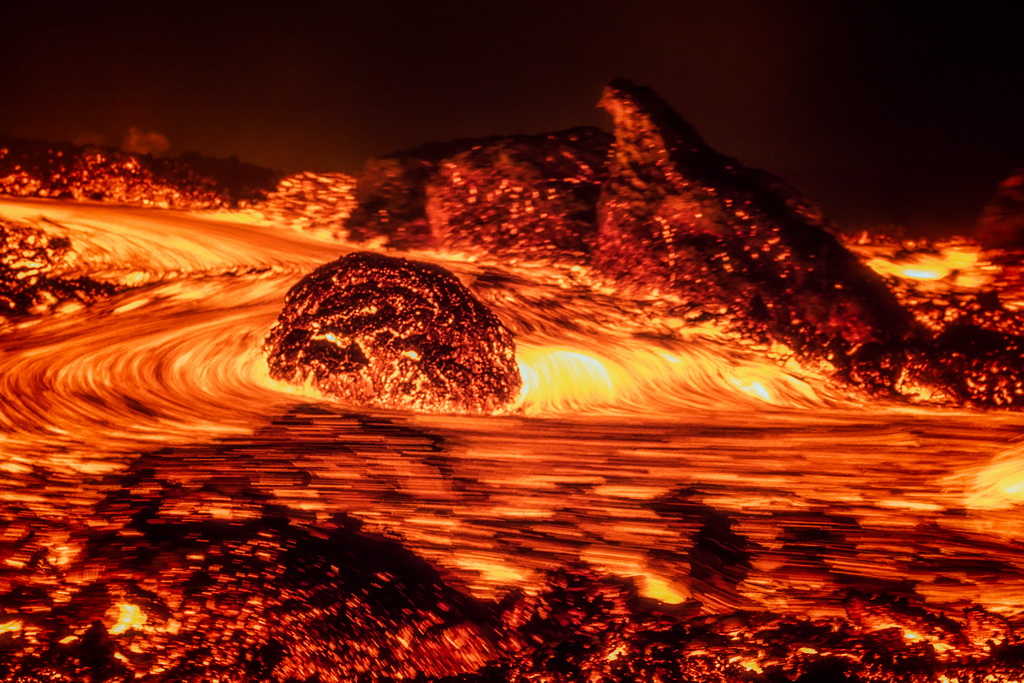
[594,79,917,390]
[343,81,1024,407]
[0,136,280,209]
[346,137,504,247]
[424,128,611,260]
[265,252,521,414]
[915,323,1024,407]
[0,219,116,324]
[346,129,610,256]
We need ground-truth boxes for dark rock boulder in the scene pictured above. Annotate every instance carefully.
[976,169,1024,249]
[345,129,611,257]
[335,80,1024,407]
[594,79,918,390]
[424,128,611,260]
[264,252,521,414]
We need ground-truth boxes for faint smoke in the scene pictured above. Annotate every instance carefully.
[122,128,170,156]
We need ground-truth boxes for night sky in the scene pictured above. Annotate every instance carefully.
[3,1,1021,235]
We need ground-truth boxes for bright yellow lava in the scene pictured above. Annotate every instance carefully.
[0,619,22,634]
[109,603,147,635]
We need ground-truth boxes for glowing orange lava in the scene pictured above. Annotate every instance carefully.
[2,194,1024,680]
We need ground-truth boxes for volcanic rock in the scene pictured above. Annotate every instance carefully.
[0,219,115,324]
[976,169,1024,249]
[346,129,611,256]
[0,135,280,209]
[424,128,611,260]
[594,79,916,389]
[346,151,442,247]
[925,323,1024,407]
[264,251,521,413]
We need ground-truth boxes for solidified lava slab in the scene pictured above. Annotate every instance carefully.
[593,79,917,390]
[264,251,521,414]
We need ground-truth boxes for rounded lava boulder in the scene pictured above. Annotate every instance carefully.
[265,251,521,413]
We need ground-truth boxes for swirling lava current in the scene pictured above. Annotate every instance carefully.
[2,195,1024,680]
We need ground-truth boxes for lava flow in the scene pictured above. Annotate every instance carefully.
[3,83,1024,681]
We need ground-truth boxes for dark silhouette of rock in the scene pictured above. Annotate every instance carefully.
[650,488,752,610]
[976,170,1024,249]
[264,252,521,414]
[346,152,441,247]
[424,128,611,260]
[345,129,611,257]
[339,79,1024,407]
[594,79,917,390]
[927,323,1024,407]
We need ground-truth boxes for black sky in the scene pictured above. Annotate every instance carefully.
[3,1,1021,235]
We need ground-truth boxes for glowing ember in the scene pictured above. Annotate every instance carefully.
[265,251,521,414]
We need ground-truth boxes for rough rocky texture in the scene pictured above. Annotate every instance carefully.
[593,79,917,390]
[907,323,1024,407]
[345,139,476,248]
[424,128,611,260]
[346,129,611,257]
[346,158,435,247]
[0,219,116,325]
[0,136,280,209]
[484,568,1024,683]
[264,252,521,414]
[340,79,1024,407]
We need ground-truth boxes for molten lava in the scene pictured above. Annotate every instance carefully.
[2,80,1024,680]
